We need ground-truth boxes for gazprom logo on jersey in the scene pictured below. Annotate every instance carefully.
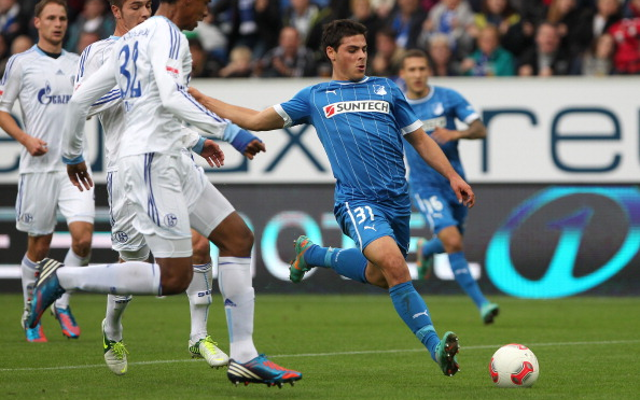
[37,81,71,105]
[323,100,389,118]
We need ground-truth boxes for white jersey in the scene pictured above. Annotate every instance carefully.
[0,46,80,173]
[75,36,123,172]
[63,16,230,161]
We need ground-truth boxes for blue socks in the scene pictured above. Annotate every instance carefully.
[389,281,440,359]
[305,245,368,283]
[449,251,487,308]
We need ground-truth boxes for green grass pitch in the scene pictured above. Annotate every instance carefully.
[1,293,639,399]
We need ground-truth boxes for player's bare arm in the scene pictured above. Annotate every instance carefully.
[0,111,48,156]
[431,119,487,145]
[405,127,475,207]
[188,86,284,131]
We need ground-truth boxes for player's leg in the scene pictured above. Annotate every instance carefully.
[54,171,96,337]
[24,155,194,328]
[412,191,446,279]
[188,175,301,386]
[16,173,57,342]
[187,230,228,368]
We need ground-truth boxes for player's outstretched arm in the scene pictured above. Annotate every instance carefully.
[188,86,284,132]
[405,127,475,207]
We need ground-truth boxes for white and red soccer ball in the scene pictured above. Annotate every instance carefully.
[489,344,540,388]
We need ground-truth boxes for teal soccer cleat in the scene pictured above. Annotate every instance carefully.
[227,354,302,387]
[435,331,460,376]
[289,235,315,283]
[24,258,66,329]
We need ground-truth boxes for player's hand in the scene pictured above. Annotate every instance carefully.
[450,175,475,208]
[24,136,48,156]
[67,161,93,192]
[200,139,225,167]
[243,139,266,160]
[188,86,204,102]
[431,126,459,145]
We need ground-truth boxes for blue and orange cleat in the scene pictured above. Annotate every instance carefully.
[289,235,315,283]
[52,305,81,339]
[227,354,302,387]
[25,258,66,329]
[415,238,433,280]
[25,322,47,342]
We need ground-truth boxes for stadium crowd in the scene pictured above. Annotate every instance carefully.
[3,0,640,78]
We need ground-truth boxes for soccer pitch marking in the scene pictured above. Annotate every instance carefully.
[1,339,639,373]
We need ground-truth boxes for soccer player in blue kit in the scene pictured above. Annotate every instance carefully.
[189,19,475,377]
[399,49,500,324]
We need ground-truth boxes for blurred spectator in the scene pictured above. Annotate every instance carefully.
[193,13,229,64]
[370,0,396,20]
[572,0,621,57]
[460,25,515,76]
[350,0,383,58]
[369,27,406,77]
[65,0,114,52]
[511,0,548,25]
[420,0,441,13]
[385,0,428,49]
[11,33,33,53]
[518,22,572,76]
[623,0,640,18]
[0,0,29,43]
[219,45,254,77]
[211,0,282,60]
[580,32,615,75]
[426,32,461,76]
[472,0,521,37]
[282,0,321,45]
[75,30,100,54]
[609,17,640,74]
[190,36,223,78]
[421,0,475,60]
[255,26,317,77]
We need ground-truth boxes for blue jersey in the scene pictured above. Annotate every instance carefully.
[404,85,479,190]
[274,76,422,205]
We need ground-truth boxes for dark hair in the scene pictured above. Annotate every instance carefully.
[34,0,68,17]
[109,0,124,8]
[321,19,367,55]
[400,49,429,69]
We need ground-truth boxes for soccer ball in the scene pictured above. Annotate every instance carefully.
[489,344,539,388]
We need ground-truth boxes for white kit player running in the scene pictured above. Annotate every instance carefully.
[0,0,94,343]
[76,0,266,375]
[25,0,302,388]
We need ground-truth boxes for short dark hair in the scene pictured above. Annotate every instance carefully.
[321,19,367,55]
[109,0,124,7]
[34,0,68,17]
[400,49,429,69]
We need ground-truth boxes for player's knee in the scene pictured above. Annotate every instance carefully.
[441,238,463,254]
[214,228,253,256]
[191,236,211,264]
[159,260,193,294]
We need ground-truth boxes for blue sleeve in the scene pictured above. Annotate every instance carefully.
[448,88,478,123]
[280,86,312,125]
[389,80,420,130]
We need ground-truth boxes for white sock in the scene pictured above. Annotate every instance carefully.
[21,255,37,309]
[104,295,132,341]
[218,257,258,363]
[57,261,162,295]
[55,249,92,309]
[186,262,213,342]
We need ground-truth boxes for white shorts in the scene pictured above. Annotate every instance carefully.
[118,152,234,258]
[16,171,95,236]
[107,170,147,253]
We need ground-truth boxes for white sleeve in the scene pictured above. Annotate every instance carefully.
[75,43,122,118]
[0,54,24,113]
[63,57,118,161]
[149,24,229,137]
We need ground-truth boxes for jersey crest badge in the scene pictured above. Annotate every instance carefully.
[433,102,444,115]
[373,84,387,96]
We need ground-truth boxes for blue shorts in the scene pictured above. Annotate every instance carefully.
[411,186,468,235]
[334,199,411,257]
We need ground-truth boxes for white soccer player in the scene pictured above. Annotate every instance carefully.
[25,0,302,388]
[77,0,266,375]
[0,0,94,342]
